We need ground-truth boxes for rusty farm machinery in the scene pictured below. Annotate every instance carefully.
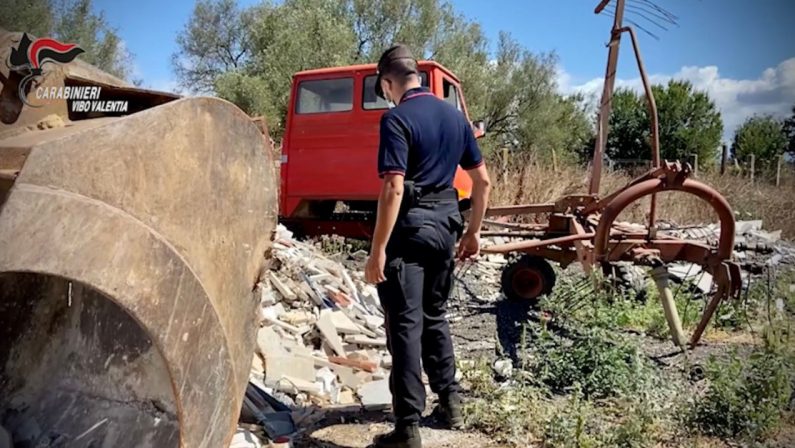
[480,0,742,348]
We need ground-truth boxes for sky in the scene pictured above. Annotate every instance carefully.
[94,0,795,140]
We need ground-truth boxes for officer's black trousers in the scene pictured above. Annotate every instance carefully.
[377,201,462,425]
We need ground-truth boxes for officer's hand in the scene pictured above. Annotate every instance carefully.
[365,250,387,284]
[457,231,480,260]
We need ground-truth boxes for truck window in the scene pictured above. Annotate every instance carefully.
[443,78,461,111]
[296,78,354,114]
[362,71,429,110]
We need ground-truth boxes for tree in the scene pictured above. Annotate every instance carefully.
[654,80,723,165]
[783,105,795,157]
[602,88,648,161]
[731,115,788,167]
[173,0,254,93]
[0,0,52,37]
[0,0,132,79]
[174,0,593,156]
[600,80,723,168]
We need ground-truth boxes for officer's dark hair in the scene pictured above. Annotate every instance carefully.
[375,44,419,98]
[381,57,418,82]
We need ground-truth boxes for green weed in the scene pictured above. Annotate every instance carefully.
[686,331,794,441]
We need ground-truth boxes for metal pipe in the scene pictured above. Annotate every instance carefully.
[483,203,557,217]
[689,263,731,346]
[650,266,687,347]
[619,26,660,234]
[482,232,595,254]
[589,0,626,196]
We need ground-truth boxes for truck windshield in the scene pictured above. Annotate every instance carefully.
[296,78,354,114]
[362,71,428,110]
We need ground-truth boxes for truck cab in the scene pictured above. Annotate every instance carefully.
[280,61,482,238]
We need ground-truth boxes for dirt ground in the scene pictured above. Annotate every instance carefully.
[293,253,795,448]
[297,410,505,447]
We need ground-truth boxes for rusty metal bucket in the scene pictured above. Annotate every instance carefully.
[0,38,277,445]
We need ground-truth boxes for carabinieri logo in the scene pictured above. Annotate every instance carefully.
[7,33,84,107]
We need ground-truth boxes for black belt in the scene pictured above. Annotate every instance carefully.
[400,181,458,216]
[416,187,458,203]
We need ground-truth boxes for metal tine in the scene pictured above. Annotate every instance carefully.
[683,269,707,327]
[627,0,678,26]
[556,279,596,315]
[671,263,696,302]
[625,5,671,31]
[639,0,679,22]
[626,17,661,39]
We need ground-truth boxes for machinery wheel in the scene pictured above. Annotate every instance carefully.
[501,255,556,303]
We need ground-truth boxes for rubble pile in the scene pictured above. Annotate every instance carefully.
[661,220,795,290]
[250,225,392,412]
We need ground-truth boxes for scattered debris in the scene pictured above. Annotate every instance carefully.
[249,224,393,425]
[493,359,513,378]
[229,427,264,448]
[356,379,392,409]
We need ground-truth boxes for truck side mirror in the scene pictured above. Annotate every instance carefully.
[472,120,486,139]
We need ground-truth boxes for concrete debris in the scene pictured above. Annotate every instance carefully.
[337,389,356,405]
[317,312,348,357]
[315,367,339,401]
[250,224,393,412]
[276,376,323,396]
[493,359,513,378]
[229,427,264,448]
[356,379,392,409]
[328,310,363,335]
[266,355,315,384]
[343,335,387,347]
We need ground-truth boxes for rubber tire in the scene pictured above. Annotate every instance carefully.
[500,255,556,303]
[308,201,337,218]
[604,262,648,302]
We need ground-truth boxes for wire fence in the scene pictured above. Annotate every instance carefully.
[605,154,795,188]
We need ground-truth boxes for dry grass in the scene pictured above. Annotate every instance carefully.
[487,153,795,238]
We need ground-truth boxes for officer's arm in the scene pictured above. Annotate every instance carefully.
[371,174,404,254]
[464,163,490,237]
[372,113,409,255]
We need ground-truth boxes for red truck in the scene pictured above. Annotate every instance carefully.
[279,60,484,238]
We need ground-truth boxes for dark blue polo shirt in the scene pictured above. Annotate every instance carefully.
[377,87,483,189]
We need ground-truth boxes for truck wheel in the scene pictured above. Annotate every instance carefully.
[308,201,336,218]
[501,255,556,303]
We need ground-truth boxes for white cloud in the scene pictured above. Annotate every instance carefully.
[558,58,795,141]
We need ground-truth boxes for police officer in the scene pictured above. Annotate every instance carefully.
[364,44,491,448]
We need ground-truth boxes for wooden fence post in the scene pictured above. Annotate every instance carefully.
[691,154,698,176]
[720,144,728,175]
[501,147,509,182]
[776,154,783,187]
[551,148,559,173]
[750,154,755,184]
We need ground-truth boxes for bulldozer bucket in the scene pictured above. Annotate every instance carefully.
[0,35,277,446]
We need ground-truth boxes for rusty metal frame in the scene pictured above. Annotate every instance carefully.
[480,0,742,347]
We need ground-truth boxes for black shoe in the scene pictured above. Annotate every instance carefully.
[371,423,422,448]
[434,391,464,429]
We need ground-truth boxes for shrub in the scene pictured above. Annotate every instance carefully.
[531,328,652,399]
[460,359,544,445]
[687,339,793,441]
